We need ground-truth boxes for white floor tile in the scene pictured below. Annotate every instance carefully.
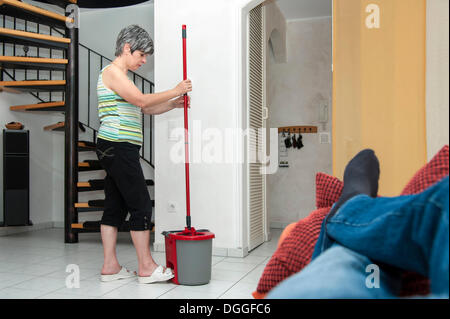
[239,265,266,285]
[219,282,258,299]
[51,277,134,297]
[12,276,67,294]
[223,255,267,265]
[213,261,259,273]
[211,268,247,282]
[0,272,37,289]
[169,280,236,295]
[8,263,64,277]
[157,286,221,299]
[101,281,176,299]
[0,287,46,299]
[37,292,96,299]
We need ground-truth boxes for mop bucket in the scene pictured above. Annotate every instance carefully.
[163,227,215,285]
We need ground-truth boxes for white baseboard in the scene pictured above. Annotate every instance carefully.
[0,222,54,237]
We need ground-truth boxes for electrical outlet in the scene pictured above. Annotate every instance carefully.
[167,201,178,213]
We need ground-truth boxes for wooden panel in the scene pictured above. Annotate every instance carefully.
[332,0,427,195]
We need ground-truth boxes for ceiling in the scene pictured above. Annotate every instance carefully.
[275,0,332,20]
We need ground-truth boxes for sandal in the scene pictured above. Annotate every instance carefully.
[100,266,137,282]
[138,265,175,284]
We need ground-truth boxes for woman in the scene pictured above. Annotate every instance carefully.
[96,25,192,284]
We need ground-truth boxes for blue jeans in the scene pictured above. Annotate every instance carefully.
[268,176,449,299]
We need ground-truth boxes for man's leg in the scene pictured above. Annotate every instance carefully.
[267,243,402,299]
[327,176,449,296]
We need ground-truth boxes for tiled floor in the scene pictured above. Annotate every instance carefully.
[0,228,281,299]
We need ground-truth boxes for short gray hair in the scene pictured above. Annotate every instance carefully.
[115,25,154,57]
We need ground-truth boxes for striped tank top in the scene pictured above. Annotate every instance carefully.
[97,65,143,146]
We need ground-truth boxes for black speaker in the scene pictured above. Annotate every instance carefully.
[2,129,32,226]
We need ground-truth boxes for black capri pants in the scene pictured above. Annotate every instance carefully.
[96,138,152,231]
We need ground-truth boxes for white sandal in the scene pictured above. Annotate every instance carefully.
[138,265,175,284]
[100,267,137,282]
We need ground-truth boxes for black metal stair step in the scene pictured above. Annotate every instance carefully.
[36,0,77,9]
[10,101,65,112]
[78,160,102,171]
[72,220,155,233]
[0,80,66,92]
[0,27,70,50]
[75,199,155,212]
[77,179,154,192]
[0,56,68,71]
[0,0,73,28]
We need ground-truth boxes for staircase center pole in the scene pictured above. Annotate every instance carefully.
[65,23,79,243]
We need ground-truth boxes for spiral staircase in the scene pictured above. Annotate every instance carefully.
[0,0,155,243]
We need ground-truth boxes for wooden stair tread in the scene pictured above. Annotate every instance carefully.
[0,56,68,64]
[0,80,66,86]
[77,179,154,189]
[0,28,70,49]
[0,80,66,92]
[43,121,64,131]
[0,0,74,28]
[0,56,68,70]
[71,221,155,233]
[0,85,22,94]
[10,101,65,111]
[78,160,102,171]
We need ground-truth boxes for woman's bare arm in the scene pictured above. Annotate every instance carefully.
[102,64,191,110]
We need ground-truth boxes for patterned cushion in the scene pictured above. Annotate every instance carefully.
[315,172,344,208]
[255,207,330,295]
[401,145,449,196]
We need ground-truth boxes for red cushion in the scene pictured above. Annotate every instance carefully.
[401,145,449,196]
[255,146,449,297]
[256,207,330,295]
[315,172,343,208]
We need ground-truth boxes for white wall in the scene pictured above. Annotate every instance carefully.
[267,17,332,228]
[154,0,246,256]
[79,2,155,82]
[426,0,449,159]
[0,92,61,230]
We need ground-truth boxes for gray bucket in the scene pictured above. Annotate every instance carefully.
[163,228,215,285]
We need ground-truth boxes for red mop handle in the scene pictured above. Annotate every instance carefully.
[182,25,191,229]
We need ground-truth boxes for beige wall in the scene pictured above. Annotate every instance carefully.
[332,0,427,196]
[426,0,449,160]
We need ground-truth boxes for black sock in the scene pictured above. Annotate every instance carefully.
[328,149,380,218]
